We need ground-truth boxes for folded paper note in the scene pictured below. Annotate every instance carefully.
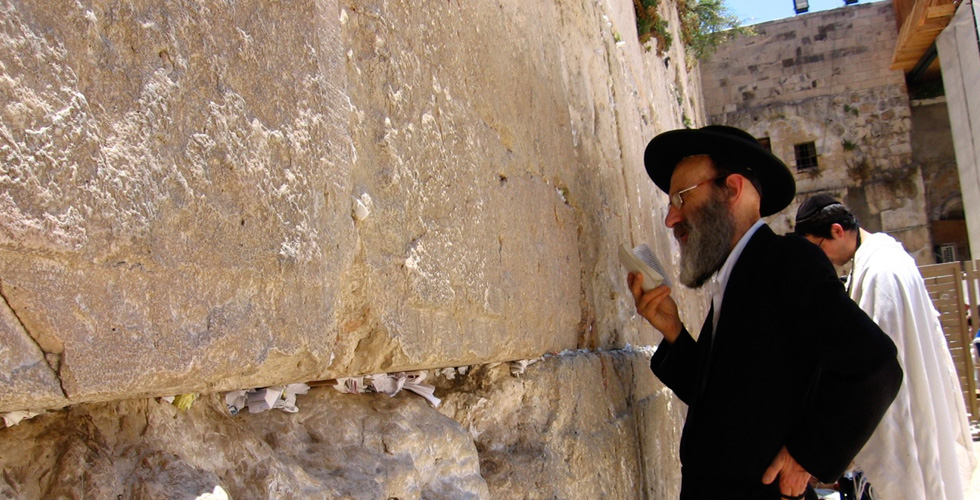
[334,371,441,407]
[2,410,41,427]
[224,383,310,415]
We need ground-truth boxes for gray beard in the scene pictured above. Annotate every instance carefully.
[677,194,735,289]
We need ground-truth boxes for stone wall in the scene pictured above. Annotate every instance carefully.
[937,0,980,260]
[0,351,682,499]
[701,1,934,263]
[911,97,971,261]
[0,0,705,497]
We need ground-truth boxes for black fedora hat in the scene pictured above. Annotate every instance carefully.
[643,125,796,217]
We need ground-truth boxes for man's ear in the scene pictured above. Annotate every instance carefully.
[830,223,845,240]
[724,173,743,200]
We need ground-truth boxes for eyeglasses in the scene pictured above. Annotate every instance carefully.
[804,235,827,249]
[668,176,722,209]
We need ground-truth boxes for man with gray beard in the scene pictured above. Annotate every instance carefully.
[673,179,735,288]
[628,125,902,500]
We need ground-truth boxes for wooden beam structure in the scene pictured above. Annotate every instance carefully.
[891,0,961,71]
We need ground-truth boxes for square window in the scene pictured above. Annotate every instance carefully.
[794,142,818,170]
[757,137,772,152]
[939,243,957,263]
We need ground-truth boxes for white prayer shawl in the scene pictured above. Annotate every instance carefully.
[849,232,976,500]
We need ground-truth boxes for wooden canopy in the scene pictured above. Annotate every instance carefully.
[891,0,960,71]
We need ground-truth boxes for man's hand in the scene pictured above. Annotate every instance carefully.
[627,272,682,342]
[762,446,811,500]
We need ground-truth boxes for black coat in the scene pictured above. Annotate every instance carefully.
[651,225,902,495]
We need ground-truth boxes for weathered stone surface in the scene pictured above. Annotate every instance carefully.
[1,0,702,496]
[0,351,674,500]
[866,175,924,218]
[0,294,66,410]
[0,388,488,499]
[0,0,703,411]
[911,99,970,261]
[335,0,582,375]
[0,0,355,405]
[436,351,681,499]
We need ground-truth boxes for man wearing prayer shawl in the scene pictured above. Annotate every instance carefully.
[795,194,977,500]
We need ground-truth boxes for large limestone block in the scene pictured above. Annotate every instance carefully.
[437,350,682,499]
[0,0,354,408]
[334,0,587,375]
[0,387,488,499]
[635,385,685,500]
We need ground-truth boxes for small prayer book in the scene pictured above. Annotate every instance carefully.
[619,243,672,291]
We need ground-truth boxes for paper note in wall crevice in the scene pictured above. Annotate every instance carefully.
[619,243,672,291]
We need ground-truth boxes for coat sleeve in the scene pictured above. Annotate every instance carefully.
[782,241,903,483]
[651,327,700,406]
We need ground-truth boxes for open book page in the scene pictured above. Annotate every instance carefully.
[619,243,673,291]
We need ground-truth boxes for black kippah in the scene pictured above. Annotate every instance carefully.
[795,194,842,225]
[793,194,859,236]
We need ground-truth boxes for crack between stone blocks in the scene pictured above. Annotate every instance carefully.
[0,279,69,399]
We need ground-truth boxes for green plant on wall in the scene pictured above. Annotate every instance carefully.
[679,0,751,62]
[634,0,672,53]
[634,0,751,60]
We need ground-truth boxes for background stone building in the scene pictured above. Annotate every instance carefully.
[701,0,969,264]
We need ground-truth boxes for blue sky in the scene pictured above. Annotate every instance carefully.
[724,0,866,26]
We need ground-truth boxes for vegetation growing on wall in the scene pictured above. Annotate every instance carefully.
[634,0,672,53]
[634,0,751,61]
[679,0,749,61]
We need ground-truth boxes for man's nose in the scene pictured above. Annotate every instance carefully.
[665,203,682,228]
